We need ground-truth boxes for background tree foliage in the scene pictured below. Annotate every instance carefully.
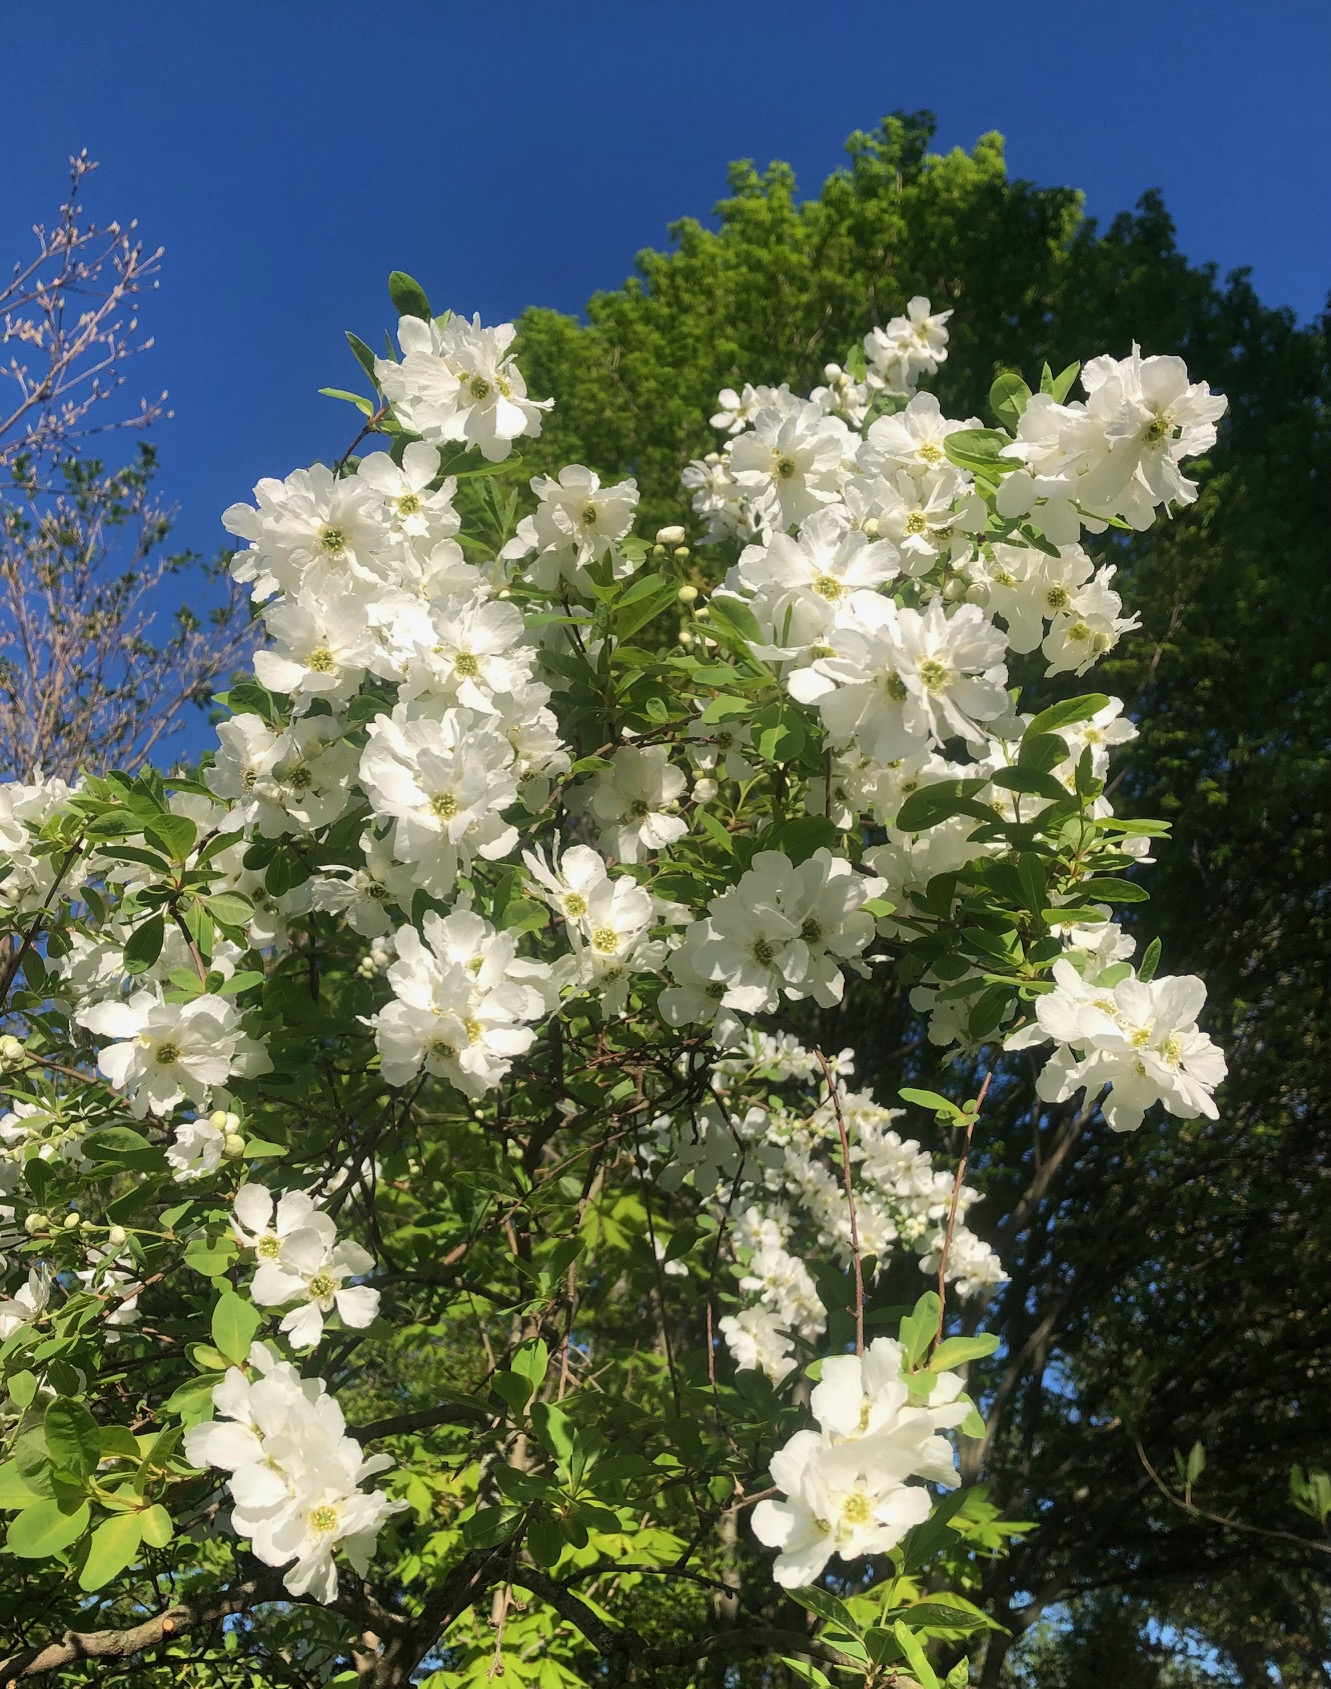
[515,112,1331,1685]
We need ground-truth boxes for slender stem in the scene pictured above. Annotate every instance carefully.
[814,1045,863,1355]
[934,1070,992,1347]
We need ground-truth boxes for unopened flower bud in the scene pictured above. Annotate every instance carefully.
[209,1109,230,1131]
[861,517,881,538]
[0,1034,24,1065]
[941,577,968,602]
[655,525,686,546]
[223,1133,247,1160]
[24,1213,47,1235]
[693,777,719,803]
[673,546,690,561]
[107,1226,128,1247]
[63,1211,81,1229]
[677,584,699,605]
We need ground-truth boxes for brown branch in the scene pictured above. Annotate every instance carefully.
[1134,1439,1331,1559]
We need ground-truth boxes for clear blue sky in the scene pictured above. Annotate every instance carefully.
[5,0,1328,571]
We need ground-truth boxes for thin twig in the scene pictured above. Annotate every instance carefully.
[934,1071,992,1347]
[814,1045,863,1355]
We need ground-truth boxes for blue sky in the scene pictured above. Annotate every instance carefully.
[5,0,1328,573]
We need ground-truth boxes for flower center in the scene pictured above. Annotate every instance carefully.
[580,502,600,527]
[430,792,460,821]
[308,1271,337,1299]
[800,917,823,943]
[918,441,943,464]
[917,658,951,694]
[627,799,651,819]
[773,454,798,481]
[591,925,620,955]
[883,672,909,702]
[454,650,480,678]
[286,764,313,792]
[1129,1027,1152,1049]
[904,510,929,536]
[428,1038,458,1061]
[464,1016,482,1045]
[812,573,844,600]
[307,646,337,674]
[469,375,493,402]
[1144,412,1175,445]
[256,1233,282,1260]
[752,937,777,965]
[1066,620,1092,643]
[563,892,588,918]
[397,492,422,517]
[318,526,346,556]
[841,1491,872,1526]
[309,1503,340,1533]
[154,1042,180,1066]
[1045,584,1071,611]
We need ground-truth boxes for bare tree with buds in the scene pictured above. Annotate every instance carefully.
[0,151,253,779]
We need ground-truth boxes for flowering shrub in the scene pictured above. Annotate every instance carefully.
[0,273,1226,1685]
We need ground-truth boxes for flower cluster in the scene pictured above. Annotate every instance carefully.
[752,1336,970,1586]
[183,1343,406,1601]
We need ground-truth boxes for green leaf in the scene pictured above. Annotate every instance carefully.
[78,1512,143,1590]
[143,814,197,862]
[1041,359,1081,402]
[320,387,375,415]
[1186,1440,1206,1486]
[1016,732,1070,773]
[899,1087,964,1121]
[613,574,678,640]
[766,814,835,864]
[183,1234,239,1278]
[164,1373,226,1418]
[526,1513,565,1567]
[0,1460,41,1510]
[895,778,992,833]
[989,767,1068,802]
[705,595,763,650]
[45,1398,101,1482]
[1073,876,1149,905]
[7,1370,37,1409]
[83,1128,168,1174]
[1137,936,1162,983]
[1017,854,1046,916]
[388,270,432,321]
[122,914,165,975]
[989,372,1032,431]
[140,1502,174,1548]
[885,1600,993,1634]
[511,1338,550,1395]
[1024,694,1109,740]
[787,1585,860,1636]
[6,1497,89,1558]
[346,331,379,385]
[204,891,255,930]
[943,428,1018,477]
[931,1334,1000,1370]
[698,693,751,724]
[211,1292,260,1367]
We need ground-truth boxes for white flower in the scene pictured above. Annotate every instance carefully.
[359,710,520,897]
[1007,960,1227,1132]
[751,1430,932,1587]
[254,593,377,706]
[729,402,850,531]
[355,441,460,541]
[251,1231,379,1351]
[501,465,639,594]
[573,746,687,864]
[375,314,551,463]
[77,990,271,1119]
[789,598,1009,761]
[232,1184,335,1263]
[863,297,952,395]
[184,1345,406,1603]
[223,465,390,603]
[166,1113,230,1181]
[370,911,554,1096]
